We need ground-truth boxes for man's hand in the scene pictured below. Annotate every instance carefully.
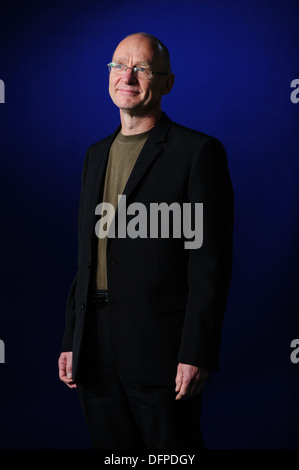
[175,363,209,400]
[58,351,77,389]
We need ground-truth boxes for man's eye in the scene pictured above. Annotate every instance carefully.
[137,67,146,72]
[115,64,123,69]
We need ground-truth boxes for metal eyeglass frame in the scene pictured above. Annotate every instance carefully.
[107,62,169,80]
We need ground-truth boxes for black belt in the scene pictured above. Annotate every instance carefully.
[89,290,109,308]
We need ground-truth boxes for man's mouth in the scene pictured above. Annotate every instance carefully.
[117,89,140,95]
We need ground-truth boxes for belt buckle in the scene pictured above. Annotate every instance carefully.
[92,291,108,307]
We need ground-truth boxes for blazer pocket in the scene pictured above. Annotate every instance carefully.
[153,293,188,313]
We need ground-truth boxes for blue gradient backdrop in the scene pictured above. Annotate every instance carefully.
[0,0,298,449]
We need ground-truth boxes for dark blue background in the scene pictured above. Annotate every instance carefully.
[0,0,298,449]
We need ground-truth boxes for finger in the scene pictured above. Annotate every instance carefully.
[59,365,72,383]
[175,367,183,392]
[58,357,73,385]
[66,381,77,389]
[66,357,73,381]
[61,372,77,389]
[57,355,76,389]
[175,377,190,400]
[58,357,67,380]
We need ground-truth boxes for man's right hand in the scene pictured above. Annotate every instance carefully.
[58,351,77,389]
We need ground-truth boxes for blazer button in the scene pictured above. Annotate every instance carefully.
[81,302,86,310]
[87,262,90,269]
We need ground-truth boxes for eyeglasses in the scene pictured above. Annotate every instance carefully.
[107,62,169,80]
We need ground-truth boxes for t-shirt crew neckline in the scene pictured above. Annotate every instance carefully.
[117,129,151,143]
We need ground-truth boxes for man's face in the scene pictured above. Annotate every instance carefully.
[109,35,171,116]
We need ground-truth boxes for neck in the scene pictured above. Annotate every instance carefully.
[119,108,162,136]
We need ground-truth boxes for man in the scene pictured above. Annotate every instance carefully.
[58,32,234,449]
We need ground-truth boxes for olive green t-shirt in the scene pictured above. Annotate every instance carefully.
[96,130,150,290]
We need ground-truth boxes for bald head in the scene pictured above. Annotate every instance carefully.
[113,33,172,73]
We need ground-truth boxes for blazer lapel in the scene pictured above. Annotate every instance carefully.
[86,126,121,240]
[121,112,172,202]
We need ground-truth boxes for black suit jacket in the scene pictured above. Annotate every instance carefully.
[61,112,234,386]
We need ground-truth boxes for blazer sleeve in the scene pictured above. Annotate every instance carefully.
[61,150,90,352]
[177,137,234,371]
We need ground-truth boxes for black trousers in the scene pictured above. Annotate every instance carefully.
[76,305,204,449]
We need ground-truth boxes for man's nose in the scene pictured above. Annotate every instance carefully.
[121,67,138,84]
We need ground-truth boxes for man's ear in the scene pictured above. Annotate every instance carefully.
[161,73,175,95]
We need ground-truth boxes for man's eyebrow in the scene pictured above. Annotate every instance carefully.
[136,61,151,67]
[113,58,151,67]
[112,57,126,63]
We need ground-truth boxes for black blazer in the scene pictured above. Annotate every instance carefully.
[61,112,234,386]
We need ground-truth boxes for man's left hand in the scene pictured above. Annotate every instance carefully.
[175,363,210,400]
